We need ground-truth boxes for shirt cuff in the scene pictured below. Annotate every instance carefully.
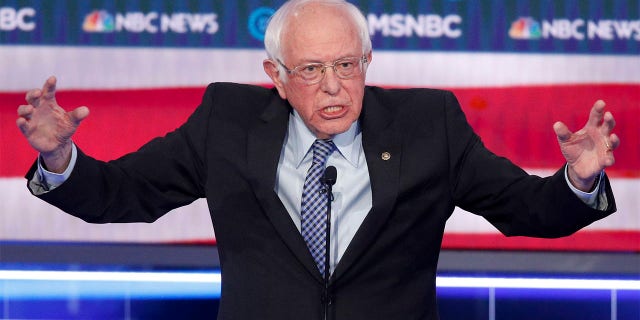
[564,165,608,211]
[31,143,78,194]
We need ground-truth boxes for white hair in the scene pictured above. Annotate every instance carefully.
[264,0,372,81]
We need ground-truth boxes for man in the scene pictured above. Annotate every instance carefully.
[16,0,619,319]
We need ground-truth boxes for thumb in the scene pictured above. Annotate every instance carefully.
[553,121,572,143]
[69,106,90,125]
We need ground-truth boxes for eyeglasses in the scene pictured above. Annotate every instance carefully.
[276,55,368,85]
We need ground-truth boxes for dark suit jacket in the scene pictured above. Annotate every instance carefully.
[28,83,616,320]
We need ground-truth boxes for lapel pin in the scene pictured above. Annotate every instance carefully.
[381,152,391,161]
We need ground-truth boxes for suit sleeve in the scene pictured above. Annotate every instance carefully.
[444,91,616,238]
[25,84,218,223]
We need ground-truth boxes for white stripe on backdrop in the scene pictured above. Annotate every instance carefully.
[2,47,639,91]
[0,172,638,242]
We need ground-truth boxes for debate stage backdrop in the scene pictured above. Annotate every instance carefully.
[1,0,638,252]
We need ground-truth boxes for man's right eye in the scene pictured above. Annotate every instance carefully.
[302,64,324,73]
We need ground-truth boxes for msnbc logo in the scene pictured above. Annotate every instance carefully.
[248,7,275,41]
[509,17,541,40]
[83,10,114,32]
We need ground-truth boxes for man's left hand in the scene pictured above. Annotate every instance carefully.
[553,100,620,192]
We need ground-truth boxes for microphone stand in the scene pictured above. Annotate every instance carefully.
[321,166,337,320]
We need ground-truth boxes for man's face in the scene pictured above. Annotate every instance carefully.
[264,3,371,139]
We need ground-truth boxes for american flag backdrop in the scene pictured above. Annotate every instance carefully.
[1,0,638,251]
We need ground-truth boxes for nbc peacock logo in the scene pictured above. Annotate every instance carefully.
[509,17,541,40]
[82,10,114,32]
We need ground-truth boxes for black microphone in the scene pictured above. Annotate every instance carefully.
[321,165,337,319]
[322,166,337,187]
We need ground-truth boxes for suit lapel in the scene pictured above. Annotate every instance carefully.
[333,87,401,281]
[247,93,324,283]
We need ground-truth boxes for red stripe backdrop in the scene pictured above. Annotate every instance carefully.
[3,84,637,178]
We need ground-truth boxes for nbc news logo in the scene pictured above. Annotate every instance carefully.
[509,17,541,40]
[510,16,640,41]
[83,10,114,32]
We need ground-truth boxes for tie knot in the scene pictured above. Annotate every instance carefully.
[312,139,335,165]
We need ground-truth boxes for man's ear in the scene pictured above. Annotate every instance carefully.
[263,59,287,100]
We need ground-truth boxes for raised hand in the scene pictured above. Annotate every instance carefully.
[16,76,90,173]
[553,100,619,192]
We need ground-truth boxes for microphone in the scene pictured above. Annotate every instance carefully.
[321,166,337,319]
[322,166,337,187]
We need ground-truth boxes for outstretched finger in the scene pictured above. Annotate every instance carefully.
[553,121,572,143]
[600,111,616,135]
[16,108,33,133]
[25,89,42,107]
[16,116,27,129]
[587,100,606,127]
[17,104,35,118]
[608,133,620,151]
[69,106,90,125]
[41,76,57,100]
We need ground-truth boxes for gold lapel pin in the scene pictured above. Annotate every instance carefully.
[381,152,391,161]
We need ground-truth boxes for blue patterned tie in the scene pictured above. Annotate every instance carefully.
[301,139,336,274]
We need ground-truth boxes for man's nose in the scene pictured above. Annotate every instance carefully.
[319,67,341,95]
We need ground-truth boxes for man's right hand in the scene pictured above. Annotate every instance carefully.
[16,76,90,173]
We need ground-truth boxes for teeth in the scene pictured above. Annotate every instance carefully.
[324,106,342,113]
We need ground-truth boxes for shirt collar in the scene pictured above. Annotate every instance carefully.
[289,110,361,169]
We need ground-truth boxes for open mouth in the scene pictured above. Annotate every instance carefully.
[323,106,343,114]
[320,105,350,120]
